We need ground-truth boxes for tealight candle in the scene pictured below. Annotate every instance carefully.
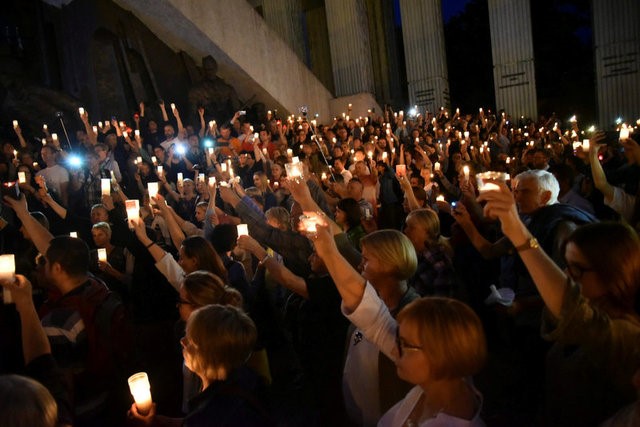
[101,178,111,196]
[128,372,153,416]
[97,248,107,263]
[18,172,26,184]
[0,254,15,304]
[237,224,249,237]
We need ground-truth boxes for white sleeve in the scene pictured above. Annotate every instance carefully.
[155,252,185,291]
[605,186,636,222]
[342,282,398,362]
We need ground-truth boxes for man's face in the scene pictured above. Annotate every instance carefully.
[94,146,108,161]
[532,153,548,169]
[513,177,545,215]
[154,147,165,161]
[164,125,175,140]
[195,207,206,222]
[220,127,231,139]
[334,159,344,172]
[91,207,109,224]
[347,181,363,199]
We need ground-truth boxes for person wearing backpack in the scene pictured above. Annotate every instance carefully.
[4,195,134,426]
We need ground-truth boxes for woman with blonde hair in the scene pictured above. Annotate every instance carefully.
[300,211,487,426]
[403,209,456,297]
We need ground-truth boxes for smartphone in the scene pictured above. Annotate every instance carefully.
[450,201,458,209]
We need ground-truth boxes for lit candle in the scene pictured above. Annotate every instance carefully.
[287,149,293,158]
[436,195,445,202]
[262,148,268,156]
[18,171,26,184]
[78,107,85,116]
[208,176,216,186]
[208,147,214,155]
[97,248,107,263]
[123,131,129,139]
[292,156,300,164]
[321,172,327,180]
[12,120,18,128]
[92,126,98,133]
[0,254,15,304]
[136,156,142,164]
[367,151,373,159]
[70,232,78,238]
[128,372,153,416]
[119,121,125,128]
[43,124,48,131]
[125,200,140,229]
[227,160,234,179]
[395,164,406,176]
[151,156,157,165]
[434,162,441,171]
[134,129,140,137]
[177,172,183,186]
[464,131,469,139]
[98,121,103,128]
[221,163,227,173]
[582,139,590,151]
[382,152,388,160]
[209,120,215,128]
[198,173,205,183]
[620,124,630,140]
[463,165,470,181]
[52,133,58,142]
[101,178,111,196]
[170,103,176,111]
[478,182,501,193]
[148,182,159,200]
[237,224,249,237]
[157,165,163,175]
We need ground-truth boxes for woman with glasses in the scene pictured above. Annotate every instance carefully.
[129,304,272,427]
[479,182,640,426]
[299,212,487,426]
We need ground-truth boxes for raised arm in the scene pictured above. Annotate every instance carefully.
[588,132,614,202]
[452,202,511,259]
[478,182,566,317]
[4,195,54,255]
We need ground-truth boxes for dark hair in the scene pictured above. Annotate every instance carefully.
[0,374,57,427]
[209,224,237,254]
[46,236,90,277]
[336,197,362,228]
[182,236,228,282]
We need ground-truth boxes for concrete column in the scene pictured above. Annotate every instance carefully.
[592,0,640,127]
[261,0,306,64]
[324,0,376,97]
[399,0,450,112]
[488,0,537,119]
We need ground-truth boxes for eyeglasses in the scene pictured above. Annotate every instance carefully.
[395,328,422,358]
[565,262,594,280]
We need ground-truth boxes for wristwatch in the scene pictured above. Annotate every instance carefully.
[515,237,539,253]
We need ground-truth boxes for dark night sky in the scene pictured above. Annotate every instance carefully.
[393,0,472,23]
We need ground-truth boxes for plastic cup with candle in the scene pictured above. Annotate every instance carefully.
[582,139,590,151]
[151,156,157,165]
[286,149,293,158]
[12,120,18,128]
[0,254,15,304]
[78,107,85,116]
[285,162,303,181]
[237,224,249,237]
[436,195,445,202]
[157,165,163,175]
[128,372,153,416]
[97,248,107,263]
[125,200,140,229]
[395,164,406,177]
[208,176,216,186]
[476,171,510,193]
[198,173,205,183]
[463,165,470,182]
[101,178,111,196]
[177,172,184,187]
[620,125,630,141]
[148,182,159,200]
[434,162,441,172]
[70,232,78,238]
[18,172,26,184]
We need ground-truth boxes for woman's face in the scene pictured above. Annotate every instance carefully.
[177,285,197,322]
[395,320,430,386]
[403,216,428,252]
[178,246,199,274]
[359,244,394,282]
[564,242,605,300]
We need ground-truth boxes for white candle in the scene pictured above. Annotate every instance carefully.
[52,133,58,142]
[227,160,234,179]
[147,182,159,200]
[395,164,406,176]
[128,372,153,416]
[436,195,445,202]
[123,131,128,139]
[177,172,184,186]
[478,182,501,193]
[198,173,205,183]
[367,151,373,159]
[70,232,78,238]
[464,131,469,139]
[151,156,157,165]
[134,129,140,137]
[287,149,293,157]
[463,165,470,181]
[101,178,111,196]
[208,176,216,186]
[12,120,18,128]
[98,121,102,129]
[92,126,98,133]
[43,124,48,131]
[208,147,214,155]
[0,254,15,304]
[119,121,125,128]
[157,165,163,175]
[18,171,26,184]
[221,163,227,172]
[208,120,215,128]
[136,156,142,164]
[582,139,590,151]
[382,152,388,160]
[97,248,108,263]
[170,103,176,111]
[292,156,299,164]
[78,107,85,116]
[262,148,268,156]
[434,162,441,171]
[236,224,249,237]
[125,199,140,228]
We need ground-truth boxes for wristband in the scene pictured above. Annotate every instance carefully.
[146,241,156,249]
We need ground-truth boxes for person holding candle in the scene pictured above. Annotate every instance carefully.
[298,211,487,426]
[90,221,133,301]
[478,181,640,426]
[36,145,69,207]
[129,304,272,427]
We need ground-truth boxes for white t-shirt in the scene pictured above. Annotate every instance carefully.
[36,164,69,198]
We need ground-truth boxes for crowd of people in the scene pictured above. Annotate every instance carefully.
[0,98,639,427]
